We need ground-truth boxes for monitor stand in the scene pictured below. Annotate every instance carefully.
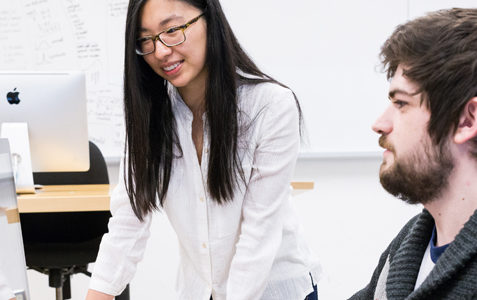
[1,123,35,194]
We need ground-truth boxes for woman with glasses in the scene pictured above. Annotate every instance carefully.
[87,0,320,299]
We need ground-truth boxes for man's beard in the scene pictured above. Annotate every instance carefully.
[378,135,454,205]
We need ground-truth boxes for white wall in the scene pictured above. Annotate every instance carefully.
[27,157,422,299]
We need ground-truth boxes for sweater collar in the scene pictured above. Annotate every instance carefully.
[413,208,477,298]
[386,209,434,300]
[386,209,477,299]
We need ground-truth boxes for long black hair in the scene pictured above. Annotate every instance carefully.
[124,0,302,220]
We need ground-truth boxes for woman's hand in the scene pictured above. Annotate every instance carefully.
[85,289,114,300]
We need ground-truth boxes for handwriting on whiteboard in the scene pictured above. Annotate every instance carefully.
[0,0,129,158]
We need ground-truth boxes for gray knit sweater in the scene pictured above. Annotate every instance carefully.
[349,209,477,300]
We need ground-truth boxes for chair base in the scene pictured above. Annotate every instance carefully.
[30,266,130,300]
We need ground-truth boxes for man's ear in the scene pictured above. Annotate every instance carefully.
[454,97,477,144]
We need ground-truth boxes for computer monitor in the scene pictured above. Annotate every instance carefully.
[0,71,89,184]
[0,138,30,299]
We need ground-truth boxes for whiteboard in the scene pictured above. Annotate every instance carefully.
[1,0,474,159]
[409,0,477,17]
[0,0,127,159]
[222,0,408,156]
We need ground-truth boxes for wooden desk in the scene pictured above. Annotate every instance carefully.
[14,181,313,214]
[290,181,314,190]
[17,184,110,213]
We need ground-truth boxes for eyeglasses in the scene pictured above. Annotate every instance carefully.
[135,13,205,56]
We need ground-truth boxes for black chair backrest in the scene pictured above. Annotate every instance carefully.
[33,141,109,185]
[23,140,110,245]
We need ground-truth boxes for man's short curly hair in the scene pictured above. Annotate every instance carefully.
[380,8,477,157]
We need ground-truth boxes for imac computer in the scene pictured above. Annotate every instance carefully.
[0,138,30,299]
[0,71,89,192]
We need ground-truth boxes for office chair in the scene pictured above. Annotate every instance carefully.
[20,141,129,300]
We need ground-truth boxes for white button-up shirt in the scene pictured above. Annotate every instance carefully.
[90,80,321,300]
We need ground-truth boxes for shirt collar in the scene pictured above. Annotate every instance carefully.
[167,81,194,121]
[429,226,450,263]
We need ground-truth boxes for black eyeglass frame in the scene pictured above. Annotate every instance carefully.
[135,12,205,56]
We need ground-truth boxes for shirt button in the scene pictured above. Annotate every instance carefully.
[205,148,209,154]
[202,242,207,249]
[200,196,205,202]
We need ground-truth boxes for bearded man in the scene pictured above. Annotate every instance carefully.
[350,8,477,300]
